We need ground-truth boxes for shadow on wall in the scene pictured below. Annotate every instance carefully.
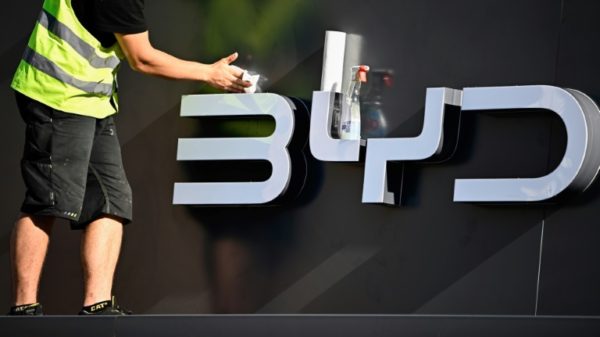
[173,2,326,312]
[178,95,323,313]
[192,207,295,313]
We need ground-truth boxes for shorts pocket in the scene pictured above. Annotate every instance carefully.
[21,159,54,208]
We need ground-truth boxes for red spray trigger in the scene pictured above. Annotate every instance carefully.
[358,65,369,83]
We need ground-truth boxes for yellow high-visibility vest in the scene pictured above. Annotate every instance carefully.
[11,0,123,118]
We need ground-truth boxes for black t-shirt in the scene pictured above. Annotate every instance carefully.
[71,0,147,48]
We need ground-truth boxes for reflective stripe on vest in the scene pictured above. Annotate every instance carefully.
[38,9,120,69]
[23,47,114,96]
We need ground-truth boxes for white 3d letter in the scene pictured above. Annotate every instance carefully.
[362,87,463,204]
[310,31,362,162]
[455,85,600,202]
[173,94,295,205]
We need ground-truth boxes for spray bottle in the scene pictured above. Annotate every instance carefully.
[340,65,369,140]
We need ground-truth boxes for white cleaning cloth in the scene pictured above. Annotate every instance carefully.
[230,65,259,93]
[242,71,260,94]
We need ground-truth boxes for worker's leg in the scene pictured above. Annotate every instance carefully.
[81,216,123,306]
[77,115,132,306]
[10,214,54,306]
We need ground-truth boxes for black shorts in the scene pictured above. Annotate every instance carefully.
[16,92,132,229]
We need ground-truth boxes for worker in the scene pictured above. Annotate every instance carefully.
[8,0,250,315]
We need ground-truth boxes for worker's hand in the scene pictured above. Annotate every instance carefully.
[205,52,251,93]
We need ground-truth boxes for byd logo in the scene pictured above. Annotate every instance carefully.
[172,33,600,206]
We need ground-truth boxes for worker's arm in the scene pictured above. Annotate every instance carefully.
[115,31,249,92]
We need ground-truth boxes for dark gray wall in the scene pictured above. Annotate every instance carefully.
[1,0,599,315]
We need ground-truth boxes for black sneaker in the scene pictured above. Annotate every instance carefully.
[79,296,131,316]
[7,303,43,316]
